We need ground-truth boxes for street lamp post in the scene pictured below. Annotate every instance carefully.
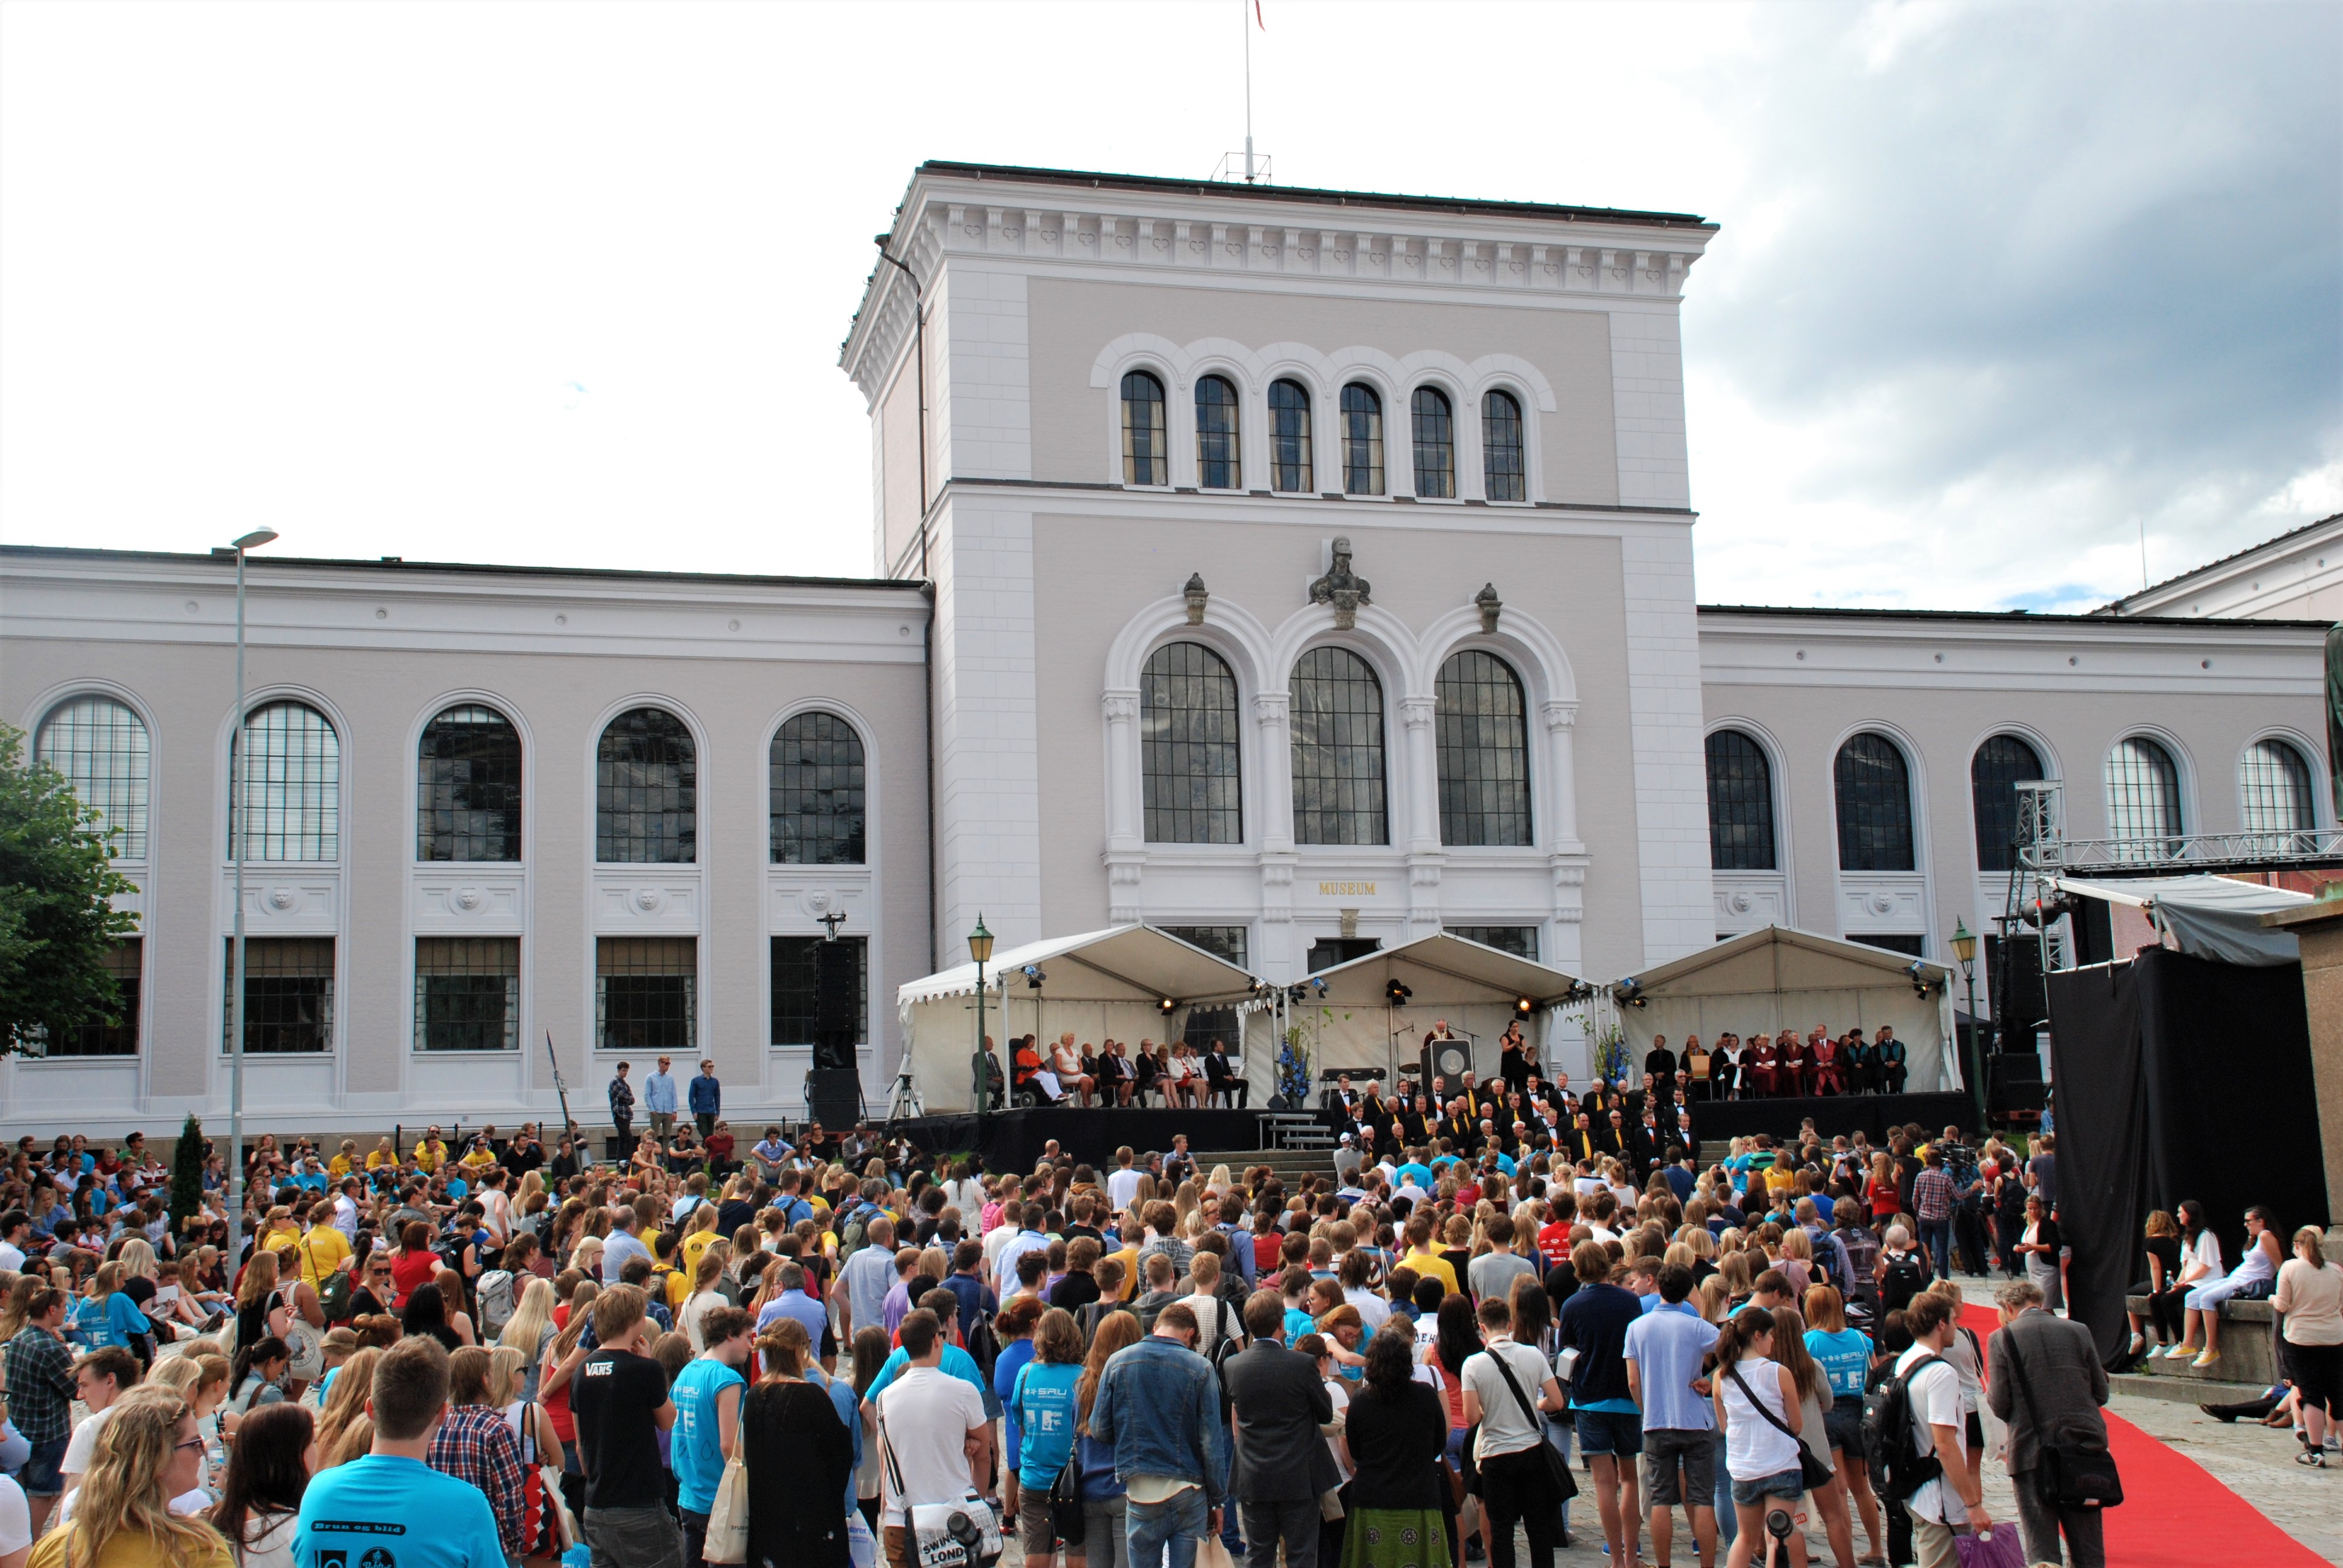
[969,915,994,1131]
[1951,917,1983,1126]
[224,528,278,1270]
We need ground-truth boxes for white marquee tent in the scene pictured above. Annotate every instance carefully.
[1296,933,1590,1089]
[895,925,1265,1113]
[1615,926,1961,1091]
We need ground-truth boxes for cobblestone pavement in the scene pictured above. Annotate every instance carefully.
[2105,1393,2341,1565]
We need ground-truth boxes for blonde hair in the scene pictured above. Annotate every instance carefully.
[59,1388,220,1568]
[2296,1227,2329,1270]
[314,1347,382,1459]
[500,1276,559,1355]
[118,1238,160,1279]
[487,1345,529,1406]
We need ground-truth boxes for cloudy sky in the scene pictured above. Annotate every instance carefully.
[3,1,2335,611]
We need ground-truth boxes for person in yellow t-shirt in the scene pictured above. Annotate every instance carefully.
[365,1136,400,1172]
[459,1135,499,1175]
[297,1204,353,1290]
[1400,1214,1459,1297]
[411,1126,450,1174]
[680,1205,723,1279]
[327,1138,360,1181]
[27,1393,235,1568]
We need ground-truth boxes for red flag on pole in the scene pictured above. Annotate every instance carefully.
[1254,0,1264,26]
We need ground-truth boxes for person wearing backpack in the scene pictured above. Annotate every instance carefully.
[1875,1226,1928,1317]
[1884,1293,1990,1568]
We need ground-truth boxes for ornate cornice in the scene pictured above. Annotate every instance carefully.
[841,166,1715,400]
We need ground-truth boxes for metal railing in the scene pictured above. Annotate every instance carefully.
[2019,828,2343,877]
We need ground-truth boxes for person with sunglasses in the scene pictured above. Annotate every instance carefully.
[346,1255,399,1322]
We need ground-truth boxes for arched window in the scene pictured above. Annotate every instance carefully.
[1339,383,1384,495]
[1141,642,1242,844]
[1435,650,1530,846]
[2240,738,2314,846]
[1970,734,2045,872]
[1834,733,1914,871]
[1121,370,1167,485]
[1195,374,1241,489]
[232,701,339,862]
[36,696,149,860]
[1705,730,1775,871]
[597,708,695,863]
[418,705,521,862]
[2105,736,2181,856]
[1483,390,1526,501]
[1411,388,1455,498]
[1289,647,1388,845]
[1268,379,1314,492]
[770,712,865,864]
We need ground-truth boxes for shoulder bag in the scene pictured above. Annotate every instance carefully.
[1482,1345,1579,1501]
[2003,1334,2122,1510]
[1723,1361,1833,1494]
[880,1411,1004,1568]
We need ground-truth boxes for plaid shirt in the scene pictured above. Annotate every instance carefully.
[1912,1167,1957,1223]
[5,1325,77,1445]
[428,1403,526,1557]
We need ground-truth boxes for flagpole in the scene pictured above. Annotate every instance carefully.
[1243,0,1254,183]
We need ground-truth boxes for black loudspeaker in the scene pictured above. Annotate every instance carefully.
[805,1067,863,1126]
[1421,1038,1472,1084]
[1988,1053,2046,1117]
[813,940,859,1071]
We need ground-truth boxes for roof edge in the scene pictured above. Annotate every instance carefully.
[0,543,923,594]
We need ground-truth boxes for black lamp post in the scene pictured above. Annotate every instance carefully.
[1951,917,1983,1125]
[969,915,994,1126]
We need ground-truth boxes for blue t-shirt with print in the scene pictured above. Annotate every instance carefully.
[1804,1327,1872,1402]
[295,1454,505,1568]
[1010,1360,1083,1488]
[670,1357,746,1513]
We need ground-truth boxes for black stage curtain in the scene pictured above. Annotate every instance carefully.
[2048,947,2330,1364]
[1689,1092,1974,1151]
[890,1108,1271,1171]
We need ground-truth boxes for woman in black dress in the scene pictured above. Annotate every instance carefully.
[1340,1325,1454,1568]
[743,1319,856,1568]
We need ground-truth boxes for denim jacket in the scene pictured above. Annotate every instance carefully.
[1087,1334,1226,1503]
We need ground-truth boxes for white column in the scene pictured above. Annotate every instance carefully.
[1541,699,1583,852]
[1102,690,1141,852]
[1254,691,1294,852]
[1400,696,1441,854]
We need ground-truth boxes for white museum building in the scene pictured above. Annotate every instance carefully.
[1,161,2332,1135]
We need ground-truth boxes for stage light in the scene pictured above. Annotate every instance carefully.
[1159,997,1177,1016]
[1311,978,1328,997]
[1385,979,1412,1005]
[1516,996,1535,1014]
[1021,964,1047,988]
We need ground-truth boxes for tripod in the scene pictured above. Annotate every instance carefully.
[884,1040,925,1122]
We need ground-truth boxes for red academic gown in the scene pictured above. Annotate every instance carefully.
[1810,1036,1843,1096]
[1777,1037,1807,1097]
[1750,1037,1780,1097]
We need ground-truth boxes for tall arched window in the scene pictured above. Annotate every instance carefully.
[36,696,149,860]
[1290,647,1388,845]
[2240,738,2315,845]
[1268,379,1314,492]
[232,701,340,861]
[1435,650,1529,846]
[1141,642,1242,844]
[418,705,521,862]
[2105,736,2181,857]
[1339,384,1384,495]
[1483,390,1526,501]
[1970,734,2045,872]
[1121,370,1167,485]
[597,708,695,863]
[770,712,865,864]
[1705,730,1775,871]
[1834,733,1914,871]
[1411,388,1455,498]
[1195,374,1240,489]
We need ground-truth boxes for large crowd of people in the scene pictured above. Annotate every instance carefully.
[0,1090,2183,1568]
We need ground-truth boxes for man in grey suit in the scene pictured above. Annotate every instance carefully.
[1986,1278,2111,1568]
[1219,1289,1339,1568]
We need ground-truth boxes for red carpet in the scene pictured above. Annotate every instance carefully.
[1958,1303,2323,1567]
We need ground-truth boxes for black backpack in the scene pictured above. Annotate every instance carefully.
[965,1310,1002,1381]
[1879,1249,1926,1314]
[1863,1353,1947,1501]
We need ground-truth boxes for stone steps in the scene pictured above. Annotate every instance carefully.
[2122,1293,2278,1390]
[2111,1370,2272,1407]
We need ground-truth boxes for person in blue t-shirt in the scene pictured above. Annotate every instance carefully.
[294,1336,505,1568]
[1801,1284,1884,1563]
[1395,1158,1434,1190]
[1009,1308,1085,1555]
[669,1304,753,1566]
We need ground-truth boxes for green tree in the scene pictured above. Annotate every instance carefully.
[169,1114,207,1234]
[0,723,137,1053]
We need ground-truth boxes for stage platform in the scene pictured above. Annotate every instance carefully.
[1688,1091,1975,1147]
[890,1107,1280,1171]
